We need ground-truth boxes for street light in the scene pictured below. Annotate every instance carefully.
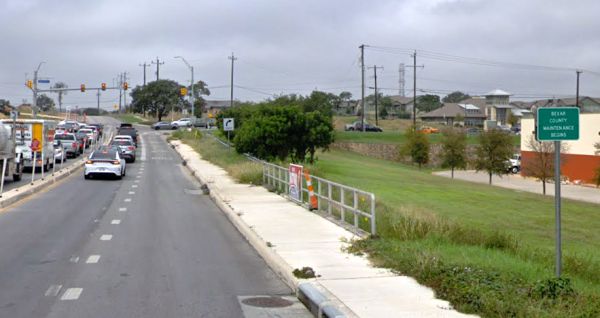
[174,56,195,118]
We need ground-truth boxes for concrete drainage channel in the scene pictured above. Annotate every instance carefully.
[170,141,351,318]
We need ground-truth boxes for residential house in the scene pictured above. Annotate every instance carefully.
[205,100,233,117]
[519,96,600,113]
[419,103,487,126]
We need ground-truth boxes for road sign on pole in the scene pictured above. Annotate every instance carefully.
[536,107,580,141]
[535,106,579,277]
[223,118,235,131]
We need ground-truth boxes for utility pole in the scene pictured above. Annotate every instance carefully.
[97,89,100,113]
[575,70,582,108]
[175,56,195,117]
[399,63,405,97]
[152,57,164,81]
[118,73,123,113]
[368,65,383,125]
[359,44,366,132]
[139,62,149,86]
[409,51,424,129]
[31,62,44,119]
[229,53,237,108]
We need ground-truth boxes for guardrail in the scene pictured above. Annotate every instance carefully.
[205,131,377,235]
[262,161,376,236]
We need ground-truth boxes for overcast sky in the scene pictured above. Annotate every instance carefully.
[1,0,599,110]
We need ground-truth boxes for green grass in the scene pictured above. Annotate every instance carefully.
[170,129,263,185]
[112,113,154,125]
[335,130,521,146]
[313,149,600,317]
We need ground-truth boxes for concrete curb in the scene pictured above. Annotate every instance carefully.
[0,160,85,209]
[169,140,353,318]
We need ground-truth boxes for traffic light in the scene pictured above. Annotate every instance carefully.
[180,87,188,96]
[101,83,107,91]
[80,84,86,92]
[123,82,128,90]
[26,80,33,89]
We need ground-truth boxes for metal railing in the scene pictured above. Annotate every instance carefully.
[262,161,376,235]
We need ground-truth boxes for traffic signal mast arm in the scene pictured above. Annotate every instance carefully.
[36,84,127,93]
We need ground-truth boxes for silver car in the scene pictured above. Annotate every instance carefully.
[84,149,126,180]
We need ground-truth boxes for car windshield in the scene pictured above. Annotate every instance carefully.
[111,140,133,146]
[91,151,117,160]
[54,134,75,141]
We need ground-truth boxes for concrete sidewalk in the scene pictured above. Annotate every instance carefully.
[434,170,600,205]
[171,140,475,318]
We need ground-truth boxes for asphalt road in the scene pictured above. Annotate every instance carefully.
[0,117,292,318]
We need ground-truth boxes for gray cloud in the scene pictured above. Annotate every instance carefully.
[1,0,599,110]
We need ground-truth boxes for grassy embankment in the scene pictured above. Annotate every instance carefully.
[172,129,600,317]
[112,113,155,125]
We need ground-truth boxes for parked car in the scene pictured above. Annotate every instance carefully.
[151,121,174,130]
[54,133,80,158]
[191,117,216,129]
[84,149,126,180]
[53,140,65,163]
[418,126,440,134]
[171,118,191,128]
[116,127,138,146]
[109,139,136,163]
[507,153,521,174]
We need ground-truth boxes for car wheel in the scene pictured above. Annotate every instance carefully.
[172,125,177,130]
[84,174,90,180]
[510,167,519,174]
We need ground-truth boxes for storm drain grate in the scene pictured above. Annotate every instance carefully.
[241,296,294,308]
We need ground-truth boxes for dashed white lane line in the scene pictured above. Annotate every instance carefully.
[128,191,135,195]
[85,255,101,264]
[61,288,83,300]
[136,175,141,179]
[69,256,79,263]
[45,285,62,297]
[131,184,138,188]
[134,180,140,183]
[111,219,121,225]
[119,207,127,212]
[100,235,113,241]
[124,198,132,202]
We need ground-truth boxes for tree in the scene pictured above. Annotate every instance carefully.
[402,127,429,169]
[416,94,442,112]
[0,99,11,116]
[130,80,181,121]
[36,94,55,112]
[594,143,600,187]
[440,128,467,178]
[507,111,519,127]
[454,113,465,126]
[339,91,352,101]
[442,91,470,103]
[474,129,514,185]
[52,82,68,112]
[303,111,335,163]
[524,136,568,195]
[302,91,337,117]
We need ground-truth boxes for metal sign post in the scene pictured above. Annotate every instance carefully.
[223,118,235,148]
[536,107,580,277]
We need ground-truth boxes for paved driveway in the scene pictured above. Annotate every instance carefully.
[434,170,600,205]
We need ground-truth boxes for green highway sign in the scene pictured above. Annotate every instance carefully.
[537,107,580,141]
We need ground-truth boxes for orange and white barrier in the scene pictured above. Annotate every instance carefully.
[304,170,318,210]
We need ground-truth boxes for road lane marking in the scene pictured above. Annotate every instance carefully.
[86,255,101,263]
[119,207,127,212]
[100,235,112,241]
[134,180,140,183]
[140,135,147,161]
[128,191,135,195]
[124,198,132,202]
[61,288,83,300]
[132,184,138,188]
[111,219,121,225]
[69,256,79,263]
[136,175,141,179]
[45,285,62,297]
